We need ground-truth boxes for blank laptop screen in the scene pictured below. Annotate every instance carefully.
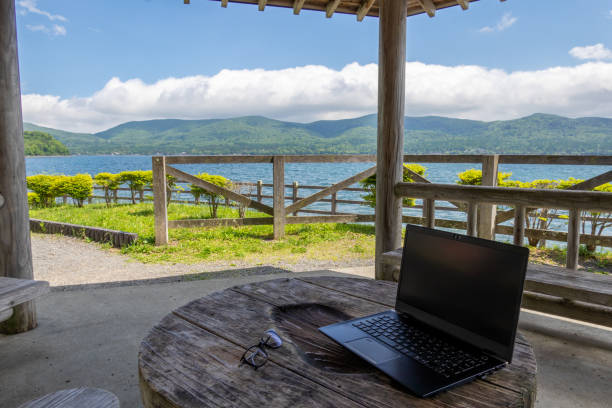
[396,225,528,361]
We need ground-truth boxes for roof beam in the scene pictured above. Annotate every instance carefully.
[258,0,267,11]
[456,0,469,10]
[416,0,436,17]
[326,0,341,18]
[356,0,376,22]
[293,0,306,15]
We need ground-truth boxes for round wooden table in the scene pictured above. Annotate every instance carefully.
[139,277,537,407]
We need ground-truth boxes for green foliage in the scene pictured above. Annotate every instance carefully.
[27,192,41,208]
[63,174,93,207]
[26,174,93,207]
[94,172,121,206]
[456,169,518,187]
[23,131,69,156]
[360,163,426,208]
[26,175,61,206]
[190,173,232,218]
[119,171,153,204]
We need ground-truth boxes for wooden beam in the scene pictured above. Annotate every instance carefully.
[357,0,375,21]
[456,0,469,10]
[376,0,407,281]
[478,155,499,240]
[221,0,228,7]
[273,156,286,239]
[416,0,436,17]
[293,0,306,15]
[326,0,341,18]
[466,202,478,237]
[567,209,580,270]
[513,205,526,246]
[285,166,376,214]
[165,165,274,216]
[0,0,37,335]
[152,156,168,246]
[258,0,267,11]
[404,167,467,212]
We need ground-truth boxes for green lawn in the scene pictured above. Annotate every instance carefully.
[30,203,376,264]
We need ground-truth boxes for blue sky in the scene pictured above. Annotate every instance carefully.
[15,0,612,132]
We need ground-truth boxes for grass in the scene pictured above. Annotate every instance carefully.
[30,203,376,264]
[528,245,611,275]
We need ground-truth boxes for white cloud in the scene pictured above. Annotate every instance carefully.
[26,23,66,36]
[479,12,517,33]
[21,61,612,133]
[18,0,67,22]
[569,43,612,60]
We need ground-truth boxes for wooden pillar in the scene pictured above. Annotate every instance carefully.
[273,156,285,240]
[152,156,168,246]
[292,181,299,216]
[513,205,525,246]
[466,202,478,237]
[0,0,37,334]
[478,155,499,240]
[567,209,580,270]
[331,192,337,215]
[256,180,263,202]
[375,0,407,281]
[422,199,435,229]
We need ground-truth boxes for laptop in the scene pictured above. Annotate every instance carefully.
[319,224,529,397]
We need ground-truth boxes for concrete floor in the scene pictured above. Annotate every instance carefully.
[1,270,610,408]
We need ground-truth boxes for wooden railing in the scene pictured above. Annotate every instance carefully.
[148,154,612,270]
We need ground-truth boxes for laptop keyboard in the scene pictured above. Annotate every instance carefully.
[352,315,489,378]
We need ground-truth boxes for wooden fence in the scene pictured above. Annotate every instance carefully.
[149,154,612,270]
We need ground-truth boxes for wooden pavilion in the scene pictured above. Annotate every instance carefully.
[1,0,506,334]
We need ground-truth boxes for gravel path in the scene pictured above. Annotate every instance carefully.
[31,233,374,287]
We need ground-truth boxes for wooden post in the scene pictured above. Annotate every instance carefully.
[292,181,299,216]
[257,180,263,202]
[422,199,435,229]
[478,155,499,240]
[513,205,526,246]
[273,156,285,240]
[567,209,580,270]
[152,156,168,246]
[375,0,407,281]
[466,202,478,237]
[0,0,37,334]
[331,192,337,215]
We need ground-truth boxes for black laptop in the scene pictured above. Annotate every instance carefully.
[319,224,529,397]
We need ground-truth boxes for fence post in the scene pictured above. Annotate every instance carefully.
[331,192,337,215]
[513,205,526,246]
[466,202,478,237]
[273,156,286,239]
[478,155,499,240]
[422,199,435,228]
[567,209,580,270]
[152,156,168,246]
[257,180,263,202]
[292,181,299,216]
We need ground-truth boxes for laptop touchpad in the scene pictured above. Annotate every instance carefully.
[345,337,400,364]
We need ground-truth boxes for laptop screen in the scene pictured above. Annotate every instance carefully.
[396,225,529,362]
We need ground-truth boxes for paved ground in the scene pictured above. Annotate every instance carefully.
[0,234,609,407]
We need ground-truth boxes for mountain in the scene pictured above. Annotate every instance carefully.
[23,131,70,156]
[24,113,612,155]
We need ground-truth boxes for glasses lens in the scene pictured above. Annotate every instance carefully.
[242,345,268,368]
[263,329,283,348]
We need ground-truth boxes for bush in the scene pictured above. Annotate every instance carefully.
[94,172,121,206]
[64,174,93,207]
[456,169,518,187]
[119,171,152,204]
[26,174,62,207]
[360,163,426,208]
[27,192,41,208]
[189,173,232,218]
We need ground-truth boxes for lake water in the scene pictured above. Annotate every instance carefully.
[26,155,611,244]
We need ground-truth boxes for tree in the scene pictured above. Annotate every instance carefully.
[118,171,152,204]
[189,173,232,218]
[94,172,121,206]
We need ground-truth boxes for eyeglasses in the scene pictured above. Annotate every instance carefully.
[240,329,283,370]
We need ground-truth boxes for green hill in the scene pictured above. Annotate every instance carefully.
[23,131,70,156]
[24,113,612,155]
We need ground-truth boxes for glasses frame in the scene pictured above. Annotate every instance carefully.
[240,334,282,370]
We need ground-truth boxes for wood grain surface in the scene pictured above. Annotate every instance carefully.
[139,277,536,407]
[18,387,119,408]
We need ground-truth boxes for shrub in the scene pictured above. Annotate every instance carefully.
[360,163,426,208]
[64,174,93,207]
[119,171,152,204]
[189,173,232,218]
[94,172,121,206]
[26,174,62,207]
[27,192,41,208]
[456,169,517,187]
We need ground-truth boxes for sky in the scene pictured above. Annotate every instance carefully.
[15,0,612,133]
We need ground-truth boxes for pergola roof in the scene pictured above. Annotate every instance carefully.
[194,0,500,21]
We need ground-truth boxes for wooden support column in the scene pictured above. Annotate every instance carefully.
[273,156,285,240]
[375,0,407,281]
[0,0,37,334]
[292,181,299,216]
[152,156,168,246]
[478,154,499,240]
[513,205,526,246]
[567,209,580,270]
[422,199,435,229]
[466,202,478,237]
[256,180,263,202]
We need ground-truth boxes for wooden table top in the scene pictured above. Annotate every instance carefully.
[139,276,537,408]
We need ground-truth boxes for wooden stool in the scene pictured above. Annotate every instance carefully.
[18,388,119,408]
